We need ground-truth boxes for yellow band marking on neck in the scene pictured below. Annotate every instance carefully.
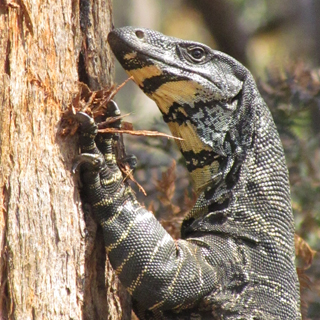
[151,80,201,114]
[167,121,212,154]
[126,65,163,87]
[190,162,220,195]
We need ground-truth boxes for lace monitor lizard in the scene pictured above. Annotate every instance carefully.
[73,27,301,319]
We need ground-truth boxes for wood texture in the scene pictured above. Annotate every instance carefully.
[0,0,130,319]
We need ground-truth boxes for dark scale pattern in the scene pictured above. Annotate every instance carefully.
[73,27,301,319]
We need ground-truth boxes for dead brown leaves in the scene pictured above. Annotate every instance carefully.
[295,234,317,270]
[154,160,196,239]
[60,77,182,141]
[59,79,129,137]
[60,77,183,194]
[156,160,180,214]
[295,234,317,318]
[295,233,316,290]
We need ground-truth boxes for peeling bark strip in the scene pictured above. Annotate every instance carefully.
[0,1,130,319]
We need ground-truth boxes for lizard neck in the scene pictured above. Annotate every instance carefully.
[150,85,244,197]
[153,100,224,195]
[178,76,260,224]
[165,119,222,195]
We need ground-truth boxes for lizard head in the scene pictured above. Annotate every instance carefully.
[108,27,256,196]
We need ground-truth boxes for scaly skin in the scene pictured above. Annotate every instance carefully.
[74,27,301,319]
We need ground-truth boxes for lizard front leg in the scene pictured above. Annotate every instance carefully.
[73,103,225,319]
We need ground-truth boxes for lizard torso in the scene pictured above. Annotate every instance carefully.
[75,27,301,319]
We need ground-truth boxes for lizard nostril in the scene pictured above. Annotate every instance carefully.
[135,30,145,39]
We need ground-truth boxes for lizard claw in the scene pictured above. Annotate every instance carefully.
[72,111,95,125]
[106,100,122,133]
[72,112,97,134]
[106,100,121,118]
[72,153,104,173]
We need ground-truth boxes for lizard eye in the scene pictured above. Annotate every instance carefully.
[189,47,205,61]
[178,44,210,64]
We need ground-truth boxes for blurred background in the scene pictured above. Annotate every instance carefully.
[112,1,320,318]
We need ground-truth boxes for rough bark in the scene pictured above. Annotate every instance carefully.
[0,0,130,319]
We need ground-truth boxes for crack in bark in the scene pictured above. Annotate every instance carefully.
[0,186,10,319]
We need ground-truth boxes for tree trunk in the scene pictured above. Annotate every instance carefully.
[0,0,131,319]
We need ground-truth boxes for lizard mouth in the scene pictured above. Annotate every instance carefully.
[109,28,207,105]
[108,28,206,78]
[108,29,209,84]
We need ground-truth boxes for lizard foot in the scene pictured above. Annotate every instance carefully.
[73,101,126,205]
